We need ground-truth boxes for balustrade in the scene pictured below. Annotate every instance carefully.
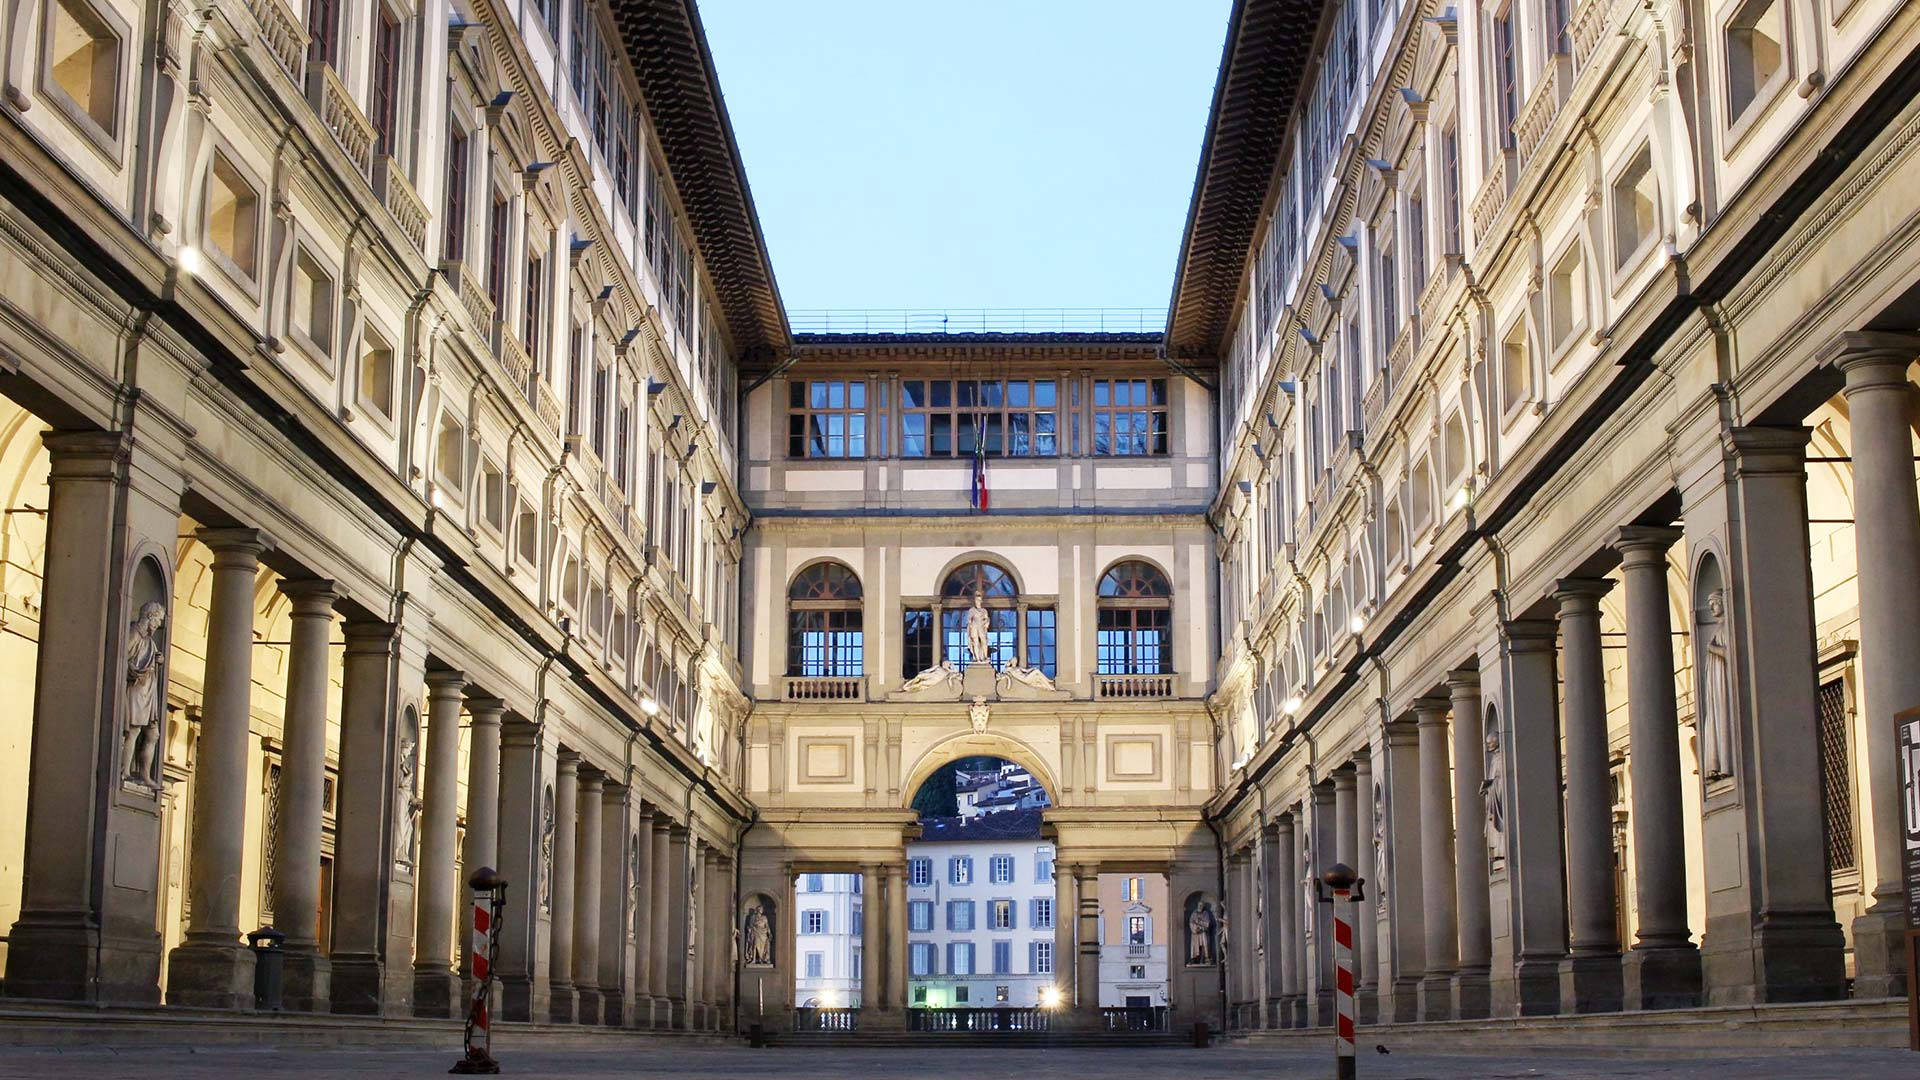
[1094,672,1174,700]
[783,675,864,702]
[305,62,376,179]
[908,1007,1051,1032]
[247,0,306,85]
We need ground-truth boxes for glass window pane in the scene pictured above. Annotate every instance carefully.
[849,380,866,409]
[1035,380,1057,407]
[903,380,925,408]
[1008,381,1030,408]
[930,414,952,455]
[810,381,829,409]
[931,380,951,408]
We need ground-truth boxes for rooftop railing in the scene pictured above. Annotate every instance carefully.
[788,308,1167,336]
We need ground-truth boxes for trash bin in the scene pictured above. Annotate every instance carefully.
[1191,1020,1210,1048]
[247,925,285,1011]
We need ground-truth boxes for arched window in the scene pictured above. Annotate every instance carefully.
[939,560,1018,668]
[787,562,863,677]
[1096,561,1172,675]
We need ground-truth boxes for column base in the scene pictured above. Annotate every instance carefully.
[1850,904,1908,999]
[1310,988,1334,1027]
[1388,976,1421,1023]
[1560,952,1623,1014]
[548,982,577,1024]
[1279,992,1306,1028]
[4,916,162,1005]
[576,986,603,1025]
[1354,984,1379,1025]
[1513,956,1565,1016]
[602,990,624,1027]
[1451,968,1491,1020]
[1623,944,1702,1011]
[282,948,331,1013]
[412,966,462,1019]
[1703,910,1847,1005]
[1417,973,1453,1021]
[165,937,256,1010]
[328,954,389,1015]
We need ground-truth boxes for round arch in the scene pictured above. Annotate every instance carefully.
[899,729,1062,812]
[1094,554,1175,595]
[786,556,863,595]
[929,550,1026,598]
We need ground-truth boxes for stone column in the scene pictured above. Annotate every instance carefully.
[547,753,581,1022]
[274,579,338,1012]
[1054,858,1076,1005]
[3,432,171,1005]
[329,618,407,1015]
[597,784,630,1026]
[631,803,657,1025]
[1500,619,1571,1016]
[1446,668,1492,1018]
[1271,816,1303,1027]
[1555,579,1622,1013]
[649,817,672,1017]
[1830,334,1920,997]
[1224,851,1248,1022]
[1260,822,1287,1027]
[666,825,692,1028]
[167,528,270,1009]
[1075,864,1101,1024]
[708,852,732,1028]
[1381,719,1425,1022]
[494,718,548,1022]
[1352,752,1380,1024]
[459,697,506,984]
[861,864,885,1010]
[1415,698,1457,1020]
[886,863,908,1011]
[1307,784,1336,1025]
[573,770,604,1024]
[413,670,466,1017]
[1613,527,1702,1009]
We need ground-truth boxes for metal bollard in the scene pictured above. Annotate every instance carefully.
[1318,863,1364,1080]
[247,926,285,1012]
[452,867,508,1075]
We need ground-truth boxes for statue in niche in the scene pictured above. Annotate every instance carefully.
[123,601,168,791]
[539,786,556,912]
[1186,899,1216,965]
[1482,722,1506,860]
[1301,832,1316,941]
[1698,589,1735,781]
[627,836,641,942]
[743,900,774,967]
[900,660,962,694]
[965,592,992,666]
[394,720,421,869]
[1372,779,1388,908]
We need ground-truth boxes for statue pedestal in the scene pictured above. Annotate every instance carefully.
[961,662,996,700]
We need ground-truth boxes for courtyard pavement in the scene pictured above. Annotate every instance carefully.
[0,1042,1911,1078]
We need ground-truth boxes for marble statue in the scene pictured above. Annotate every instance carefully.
[743,900,773,967]
[1482,722,1506,858]
[1187,900,1216,965]
[968,696,990,733]
[539,786,556,911]
[965,592,991,665]
[1699,590,1734,781]
[900,659,962,694]
[394,722,421,868]
[123,601,168,790]
[997,663,1060,693]
[1372,779,1388,909]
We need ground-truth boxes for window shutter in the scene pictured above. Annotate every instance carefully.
[1008,901,1017,930]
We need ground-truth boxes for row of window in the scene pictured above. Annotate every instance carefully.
[788,560,1173,679]
[798,907,862,936]
[907,853,1054,888]
[908,940,1054,977]
[905,897,1048,933]
[787,378,1170,460]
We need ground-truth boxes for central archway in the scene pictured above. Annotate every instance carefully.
[899,731,1062,812]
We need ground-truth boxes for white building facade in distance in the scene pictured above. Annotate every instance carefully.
[792,873,864,1008]
[1098,873,1171,1008]
[905,809,1057,1008]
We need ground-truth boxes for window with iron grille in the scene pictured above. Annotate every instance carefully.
[1091,379,1169,455]
[788,380,867,458]
[443,125,468,260]
[787,562,863,677]
[1816,677,1856,873]
[522,253,544,369]
[486,194,510,312]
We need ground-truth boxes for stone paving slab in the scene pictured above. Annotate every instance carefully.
[0,1043,1913,1078]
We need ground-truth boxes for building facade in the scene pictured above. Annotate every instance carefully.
[0,0,1916,1043]
[791,872,862,1008]
[1096,872,1171,1009]
[904,811,1057,1009]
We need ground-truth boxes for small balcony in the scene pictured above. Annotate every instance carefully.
[1470,152,1511,244]
[1094,673,1174,700]
[1570,0,1616,72]
[783,675,864,703]
[372,155,429,255]
[305,61,376,179]
[1514,54,1573,169]
[247,0,307,85]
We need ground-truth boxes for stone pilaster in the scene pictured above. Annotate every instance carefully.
[1614,527,1702,1010]
[886,863,908,1011]
[548,752,580,1023]
[167,528,271,1009]
[1555,579,1622,1014]
[274,579,339,1013]
[413,670,466,1018]
[861,864,885,1010]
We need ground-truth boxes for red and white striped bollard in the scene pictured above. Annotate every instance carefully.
[1321,862,1361,1080]
[453,866,507,1075]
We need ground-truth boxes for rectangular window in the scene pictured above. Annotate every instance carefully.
[1032,897,1053,929]
[1090,379,1169,455]
[591,364,610,458]
[909,856,932,887]
[948,942,975,976]
[566,324,585,435]
[949,856,972,885]
[480,460,505,533]
[1376,237,1397,352]
[910,943,935,977]
[522,252,544,371]
[992,940,1011,975]
[1035,854,1053,882]
[990,854,1014,885]
[306,0,338,67]
[1441,125,1461,256]
[990,898,1015,930]
[369,8,401,155]
[205,150,259,281]
[787,379,867,458]
[1032,941,1053,975]
[852,908,864,936]
[1492,8,1518,150]
[898,379,1058,458]
[802,910,824,934]
[944,606,1016,670]
[852,949,862,980]
[1128,915,1148,945]
[46,0,122,140]
[1817,678,1856,873]
[515,500,538,566]
[443,124,468,261]
[805,873,823,892]
[947,900,975,932]
[1547,243,1584,354]
[359,331,395,420]
[1125,876,1143,902]
[1097,607,1171,675]
[1024,607,1056,678]
[803,952,823,979]
[486,194,510,313]
[1407,186,1427,297]
[909,900,933,932]
[902,608,933,679]
[1611,146,1658,270]
[787,607,863,677]
[291,249,334,357]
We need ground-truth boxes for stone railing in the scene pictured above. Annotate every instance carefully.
[1101,1006,1169,1032]
[536,380,564,439]
[792,1007,859,1032]
[1417,259,1452,336]
[372,155,428,254]
[445,260,494,333]
[1362,373,1387,433]
[1470,152,1510,244]
[1570,0,1614,71]
[1094,672,1174,700]
[496,330,533,391]
[1384,325,1413,397]
[908,1007,1050,1032]
[1514,54,1572,168]
[305,62,376,179]
[248,0,307,85]
[783,675,863,702]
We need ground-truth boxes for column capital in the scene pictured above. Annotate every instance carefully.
[466,696,507,721]
[1443,667,1480,693]
[279,578,339,616]
[1816,330,1920,387]
[1499,617,1558,653]
[1724,425,1812,473]
[341,619,397,655]
[425,669,468,696]
[577,771,605,794]
[556,750,582,774]
[40,429,130,477]
[1552,577,1615,614]
[1413,695,1452,723]
[195,526,273,563]
[1612,525,1683,564]
[651,814,675,835]
[1333,768,1357,793]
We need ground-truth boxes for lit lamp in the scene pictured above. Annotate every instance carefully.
[639,695,660,717]
[1448,482,1474,513]
[1348,611,1367,635]
[177,246,203,276]
[1282,695,1302,716]
[1040,985,1064,1010]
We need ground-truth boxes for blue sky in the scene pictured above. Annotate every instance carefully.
[698,0,1233,315]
